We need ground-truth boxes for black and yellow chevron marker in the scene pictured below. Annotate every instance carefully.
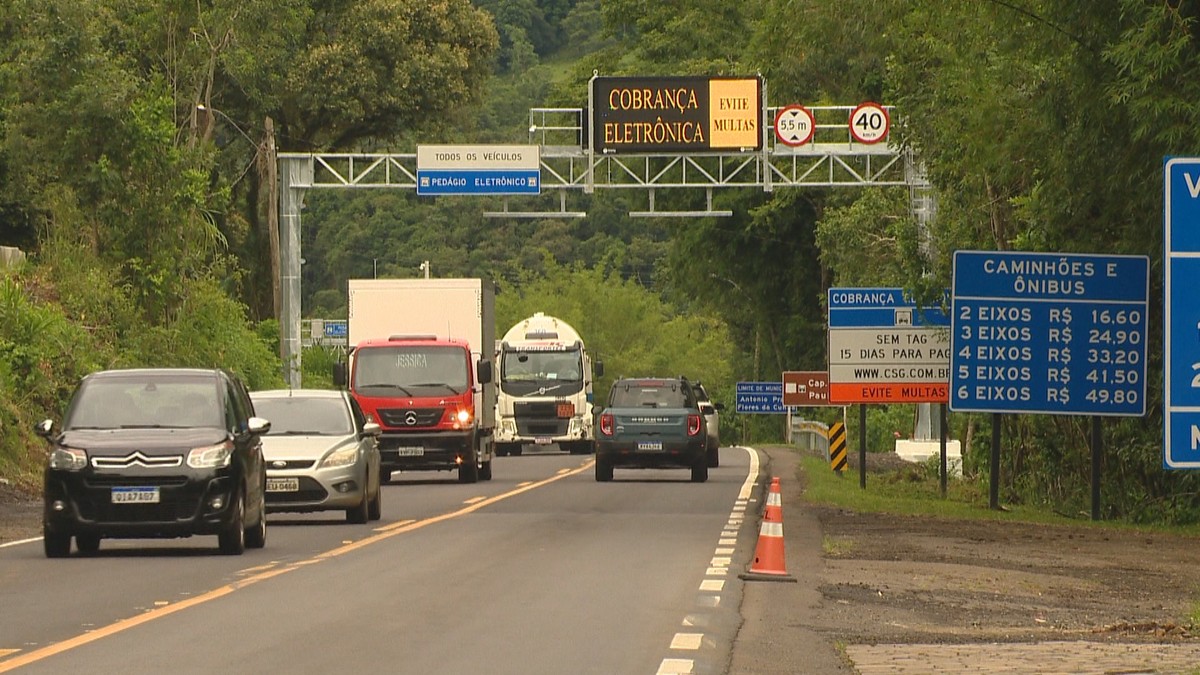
[828,422,848,473]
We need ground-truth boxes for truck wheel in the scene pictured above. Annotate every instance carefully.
[479,459,493,481]
[691,456,709,483]
[512,445,523,456]
[458,456,479,483]
[595,457,614,482]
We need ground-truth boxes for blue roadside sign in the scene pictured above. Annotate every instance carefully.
[323,320,348,339]
[416,169,540,196]
[735,381,786,414]
[1165,157,1200,468]
[949,250,1148,417]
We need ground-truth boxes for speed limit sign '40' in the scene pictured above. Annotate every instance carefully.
[849,102,890,144]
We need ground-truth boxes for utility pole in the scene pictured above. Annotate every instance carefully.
[263,116,280,329]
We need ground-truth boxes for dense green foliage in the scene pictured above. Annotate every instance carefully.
[4,1,1200,525]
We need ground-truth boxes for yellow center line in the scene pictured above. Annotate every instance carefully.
[0,463,593,672]
[463,496,486,505]
[373,518,417,533]
[0,652,16,659]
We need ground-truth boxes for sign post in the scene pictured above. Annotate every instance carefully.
[950,250,1149,517]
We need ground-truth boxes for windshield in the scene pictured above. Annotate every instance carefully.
[65,375,222,430]
[354,345,469,393]
[609,383,690,408]
[502,348,582,382]
[252,396,353,436]
[500,348,584,397]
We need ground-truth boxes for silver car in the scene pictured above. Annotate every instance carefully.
[249,389,383,523]
[692,382,723,468]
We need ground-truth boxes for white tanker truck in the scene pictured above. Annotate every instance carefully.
[493,313,602,455]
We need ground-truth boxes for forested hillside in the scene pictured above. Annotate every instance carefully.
[2,1,1200,523]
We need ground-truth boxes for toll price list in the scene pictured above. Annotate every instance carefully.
[949,251,1149,417]
[951,300,1145,415]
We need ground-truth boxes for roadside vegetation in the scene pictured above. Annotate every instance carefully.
[3,2,1200,526]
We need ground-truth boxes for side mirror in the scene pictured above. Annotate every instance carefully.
[591,405,603,416]
[34,419,54,438]
[476,359,493,385]
[248,416,271,435]
[362,421,382,437]
[332,362,348,388]
[594,361,604,377]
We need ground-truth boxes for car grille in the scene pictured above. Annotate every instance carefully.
[516,419,570,436]
[85,475,190,488]
[83,501,194,523]
[92,452,183,469]
[514,401,572,436]
[268,459,315,470]
[376,407,443,427]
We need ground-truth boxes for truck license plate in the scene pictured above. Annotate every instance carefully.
[534,437,552,445]
[637,441,663,452]
[266,477,299,492]
[111,486,160,504]
[396,446,424,457]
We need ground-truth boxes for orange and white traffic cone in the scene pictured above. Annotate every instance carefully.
[739,476,797,583]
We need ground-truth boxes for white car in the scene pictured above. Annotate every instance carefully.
[692,382,723,468]
[250,389,383,524]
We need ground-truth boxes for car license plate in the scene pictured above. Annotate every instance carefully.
[396,446,424,457]
[637,441,663,451]
[266,477,299,492]
[111,486,160,504]
[534,437,552,445]
[556,403,574,418]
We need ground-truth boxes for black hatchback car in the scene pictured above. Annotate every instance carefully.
[36,368,270,557]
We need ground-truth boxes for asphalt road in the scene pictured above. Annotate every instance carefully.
[0,446,768,674]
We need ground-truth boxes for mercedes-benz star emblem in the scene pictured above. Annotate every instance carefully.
[404,411,418,426]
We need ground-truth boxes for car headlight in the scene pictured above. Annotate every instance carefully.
[319,444,359,469]
[187,441,234,468]
[48,447,87,471]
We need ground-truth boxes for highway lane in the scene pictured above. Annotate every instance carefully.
[0,446,761,674]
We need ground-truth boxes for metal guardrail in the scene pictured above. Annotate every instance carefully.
[789,418,831,459]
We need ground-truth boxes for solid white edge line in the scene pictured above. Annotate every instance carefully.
[0,537,41,549]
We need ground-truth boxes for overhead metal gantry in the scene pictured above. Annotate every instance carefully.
[275,105,930,387]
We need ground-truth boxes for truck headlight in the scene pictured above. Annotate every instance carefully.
[187,441,234,468]
[319,444,359,469]
[48,447,87,471]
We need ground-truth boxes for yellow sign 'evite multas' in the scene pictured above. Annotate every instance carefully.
[591,76,763,153]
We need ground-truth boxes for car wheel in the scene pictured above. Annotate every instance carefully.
[368,477,382,521]
[346,487,370,524]
[707,442,720,468]
[218,490,246,555]
[75,533,101,555]
[43,526,71,558]
[691,456,709,483]
[245,488,267,549]
[479,459,493,481]
[595,457,614,482]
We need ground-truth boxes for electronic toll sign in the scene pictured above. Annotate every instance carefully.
[590,76,763,154]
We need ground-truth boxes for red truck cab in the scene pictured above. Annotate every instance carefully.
[335,335,493,483]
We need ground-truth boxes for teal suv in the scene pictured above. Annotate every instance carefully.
[593,377,708,483]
